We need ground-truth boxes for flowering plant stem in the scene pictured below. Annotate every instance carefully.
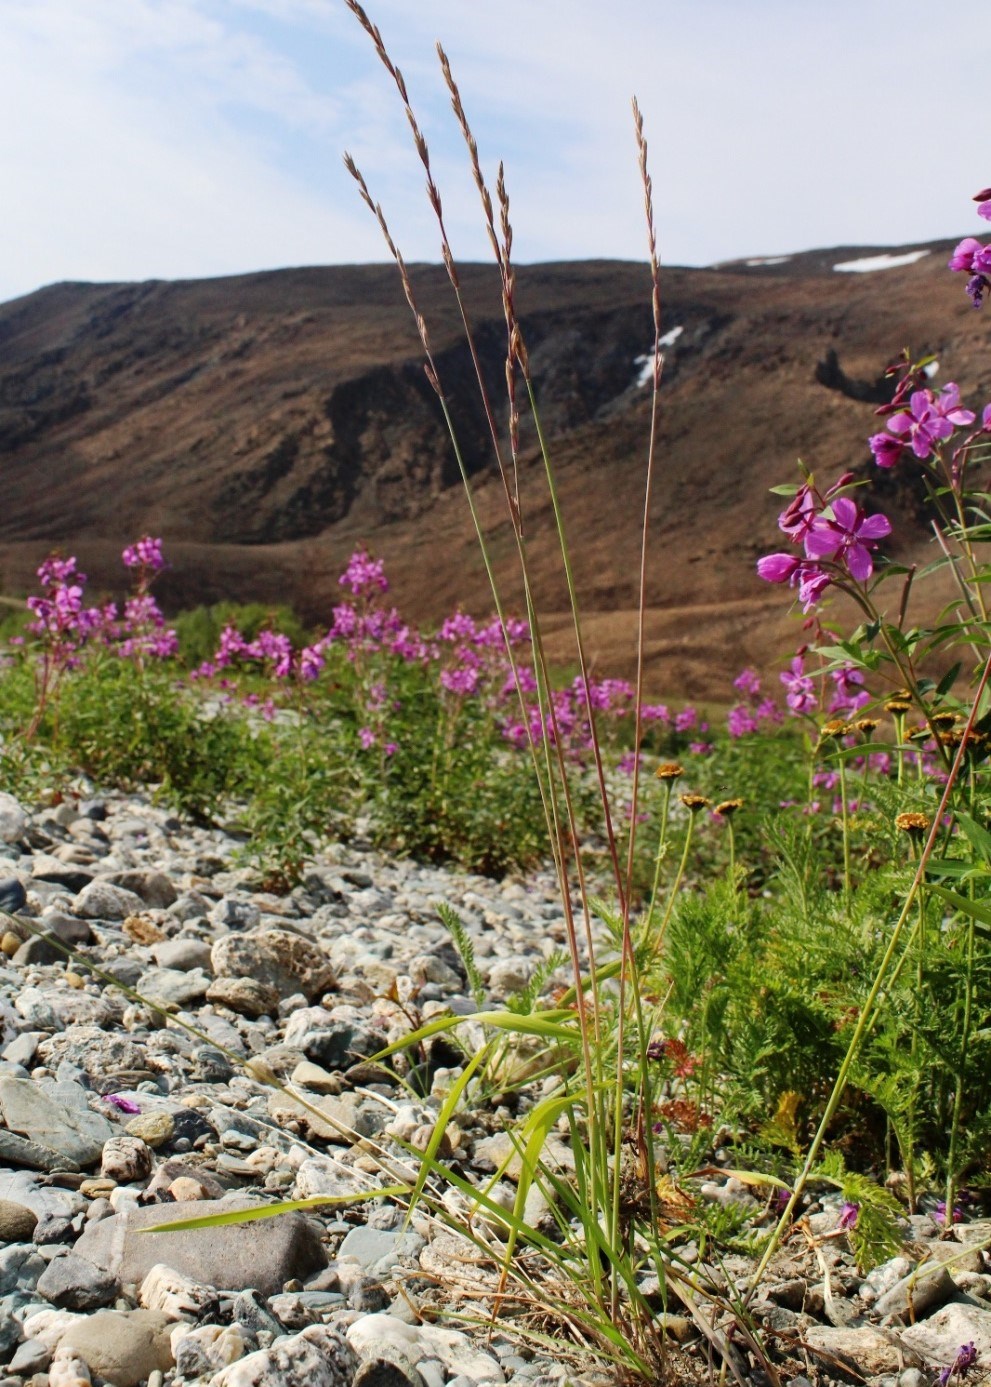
[751,646,991,1292]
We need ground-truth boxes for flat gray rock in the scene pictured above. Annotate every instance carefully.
[135,966,212,1008]
[36,1252,118,1310]
[73,1196,326,1296]
[0,1076,114,1168]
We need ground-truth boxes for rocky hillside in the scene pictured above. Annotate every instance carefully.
[1,242,989,699]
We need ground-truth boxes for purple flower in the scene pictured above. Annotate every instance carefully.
[838,1201,859,1230]
[887,389,955,459]
[938,1341,977,1385]
[440,664,481,696]
[868,430,905,469]
[121,536,166,572]
[339,547,389,596]
[967,275,991,309]
[949,237,986,273]
[804,497,891,581]
[934,1199,963,1226]
[674,706,697,732]
[781,656,817,714]
[103,1094,141,1114]
[757,554,832,611]
[727,704,760,738]
[733,667,761,697]
[358,726,376,749]
[777,484,820,543]
[640,703,670,723]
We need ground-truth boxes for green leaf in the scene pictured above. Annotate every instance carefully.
[138,1186,412,1232]
[936,663,962,698]
[955,812,991,863]
[928,884,991,927]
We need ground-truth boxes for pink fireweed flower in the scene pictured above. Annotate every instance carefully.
[674,706,697,732]
[803,497,891,582]
[641,703,670,723]
[887,390,955,459]
[948,237,987,273]
[733,667,761,698]
[440,664,481,696]
[121,536,166,572]
[339,547,388,596]
[439,612,477,642]
[757,554,832,611]
[868,430,905,469]
[358,726,376,749]
[299,645,325,681]
[781,656,817,714]
[727,704,760,738]
[777,484,820,543]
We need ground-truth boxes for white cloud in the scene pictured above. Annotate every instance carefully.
[0,0,988,302]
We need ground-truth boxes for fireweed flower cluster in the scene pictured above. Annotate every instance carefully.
[197,548,668,760]
[869,381,977,468]
[949,185,991,307]
[726,667,783,738]
[757,476,891,611]
[26,543,177,666]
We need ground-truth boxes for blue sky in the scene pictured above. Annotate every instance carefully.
[1,0,987,305]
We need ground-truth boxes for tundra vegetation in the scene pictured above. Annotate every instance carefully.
[2,8,991,1381]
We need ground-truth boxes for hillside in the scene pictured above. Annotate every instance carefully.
[1,242,989,700]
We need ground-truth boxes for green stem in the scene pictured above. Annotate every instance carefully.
[749,648,991,1294]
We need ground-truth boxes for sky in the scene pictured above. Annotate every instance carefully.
[1,0,988,306]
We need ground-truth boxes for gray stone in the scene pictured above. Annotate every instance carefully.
[900,1301,991,1372]
[39,1028,148,1084]
[105,871,177,908]
[206,976,280,1018]
[0,1199,38,1243]
[210,899,261,931]
[135,966,211,1008]
[0,1171,81,1223]
[0,1241,46,1296]
[0,878,27,915]
[211,930,335,1002]
[37,1253,118,1311]
[7,1338,52,1375]
[0,795,27,845]
[0,1078,114,1168]
[151,937,212,972]
[56,1309,174,1387]
[283,1016,383,1069]
[72,1197,326,1296]
[874,1261,957,1321]
[354,1360,425,1387]
[209,1323,358,1387]
[72,881,145,921]
[804,1325,921,1377]
[232,1288,284,1339]
[338,1227,425,1278]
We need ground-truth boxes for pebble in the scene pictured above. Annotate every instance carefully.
[0,785,973,1387]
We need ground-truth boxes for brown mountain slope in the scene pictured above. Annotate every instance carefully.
[1,244,989,700]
